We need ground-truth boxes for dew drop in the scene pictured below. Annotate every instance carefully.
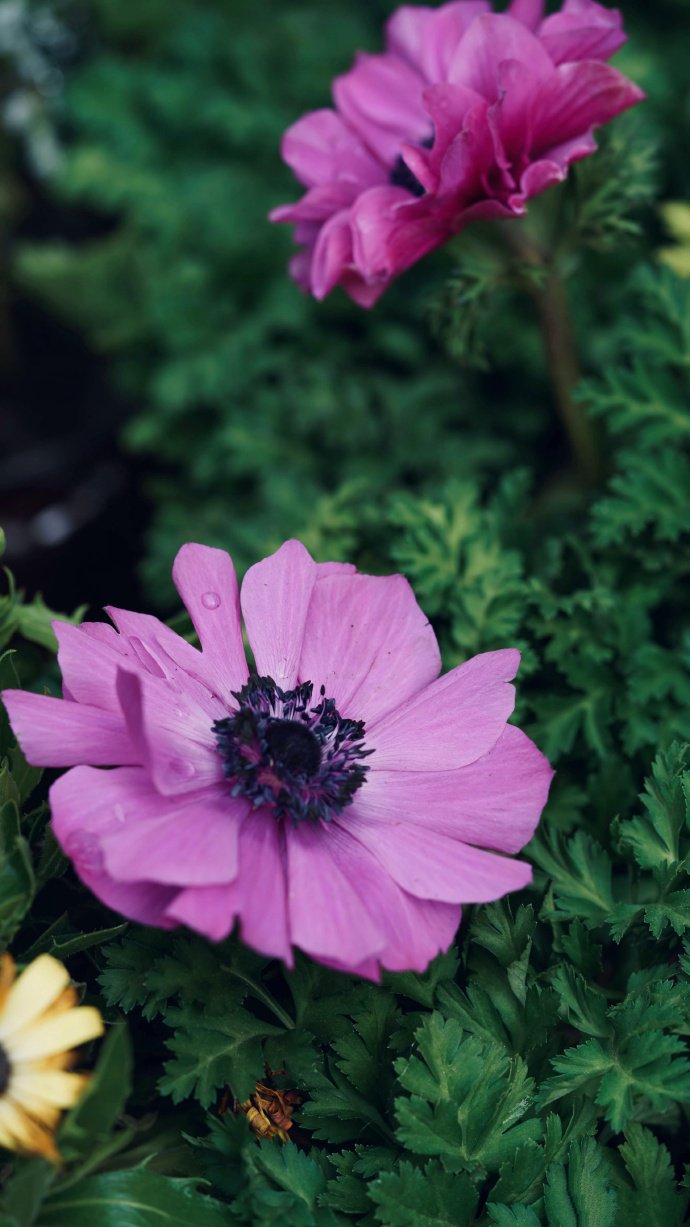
[65,831,104,872]
[201,591,221,610]
[114,804,126,824]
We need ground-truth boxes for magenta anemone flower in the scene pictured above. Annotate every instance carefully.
[2,541,552,978]
[270,0,644,306]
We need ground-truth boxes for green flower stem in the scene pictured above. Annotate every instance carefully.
[221,965,295,1030]
[504,223,603,486]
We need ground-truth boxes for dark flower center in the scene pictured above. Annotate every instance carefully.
[213,675,371,825]
[389,135,433,198]
[390,154,426,197]
[0,1044,11,1096]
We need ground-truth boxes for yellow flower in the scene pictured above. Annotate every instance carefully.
[0,952,104,1161]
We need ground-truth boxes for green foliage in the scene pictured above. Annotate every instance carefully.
[2,0,690,1220]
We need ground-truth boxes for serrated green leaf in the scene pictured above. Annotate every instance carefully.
[160,1003,282,1105]
[370,1161,478,1227]
[617,1125,688,1227]
[487,1207,541,1227]
[544,1138,616,1227]
[394,1014,539,1173]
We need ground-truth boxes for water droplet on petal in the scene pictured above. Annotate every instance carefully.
[114,804,126,824]
[169,758,197,781]
[65,831,104,873]
[201,591,221,610]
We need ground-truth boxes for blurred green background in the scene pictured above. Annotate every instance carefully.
[0,0,687,610]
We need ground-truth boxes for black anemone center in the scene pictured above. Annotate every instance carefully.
[212,675,371,826]
[0,1044,11,1096]
[264,719,321,777]
[389,135,433,198]
[390,154,426,197]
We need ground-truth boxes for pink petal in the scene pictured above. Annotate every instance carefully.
[538,0,625,65]
[287,822,386,965]
[518,131,599,199]
[333,52,429,166]
[240,540,318,689]
[49,767,177,926]
[368,648,519,771]
[49,763,240,887]
[167,811,291,960]
[172,543,248,704]
[508,0,545,29]
[116,669,224,797]
[99,787,244,888]
[350,185,449,282]
[422,87,492,197]
[387,3,491,81]
[529,61,645,155]
[55,620,132,711]
[310,208,356,299]
[1,690,136,767]
[104,606,224,699]
[449,13,553,98]
[325,823,462,973]
[298,570,440,725]
[343,810,532,902]
[279,108,382,189]
[315,561,357,578]
[356,725,553,853]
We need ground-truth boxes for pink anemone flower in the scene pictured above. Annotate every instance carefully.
[270,0,644,306]
[2,541,552,979]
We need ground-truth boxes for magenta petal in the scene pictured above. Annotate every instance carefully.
[344,810,532,903]
[167,812,291,960]
[299,571,440,725]
[326,823,462,973]
[50,767,177,926]
[280,108,382,189]
[116,669,224,797]
[369,648,519,771]
[55,620,133,712]
[172,543,248,704]
[358,726,553,853]
[287,823,385,965]
[241,539,317,689]
[100,790,243,888]
[350,185,450,283]
[508,0,545,29]
[387,3,491,81]
[530,61,645,155]
[333,52,428,166]
[2,690,136,767]
[538,1,626,65]
[384,5,434,67]
[449,14,554,98]
[310,208,356,299]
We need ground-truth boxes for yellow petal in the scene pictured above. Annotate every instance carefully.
[0,954,16,1012]
[0,1096,60,1161]
[9,1007,104,1063]
[9,1067,90,1110]
[0,956,70,1044]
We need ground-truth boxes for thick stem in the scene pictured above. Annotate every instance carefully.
[504,224,602,486]
[534,270,602,486]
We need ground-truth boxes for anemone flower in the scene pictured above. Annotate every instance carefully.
[0,953,103,1160]
[2,540,552,979]
[271,0,644,305]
